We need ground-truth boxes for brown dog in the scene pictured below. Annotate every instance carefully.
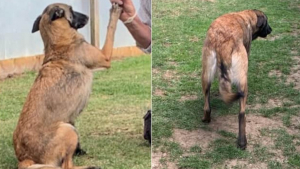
[13,3,121,169]
[201,10,272,149]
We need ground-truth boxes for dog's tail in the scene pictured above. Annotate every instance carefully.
[23,164,99,169]
[219,62,244,104]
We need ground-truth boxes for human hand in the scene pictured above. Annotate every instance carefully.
[110,0,136,22]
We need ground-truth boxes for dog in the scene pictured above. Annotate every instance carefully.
[201,10,272,149]
[13,3,121,169]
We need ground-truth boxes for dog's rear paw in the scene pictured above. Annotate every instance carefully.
[202,118,211,123]
[237,137,247,150]
[237,143,247,150]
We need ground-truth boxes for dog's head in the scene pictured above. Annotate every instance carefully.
[252,10,272,40]
[32,3,89,33]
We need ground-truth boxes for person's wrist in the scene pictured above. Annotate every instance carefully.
[123,12,137,24]
[124,16,139,27]
[121,10,136,23]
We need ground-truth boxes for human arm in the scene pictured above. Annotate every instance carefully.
[110,0,151,53]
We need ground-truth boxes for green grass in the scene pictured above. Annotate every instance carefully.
[0,56,151,169]
[205,139,249,163]
[152,0,300,168]
[178,155,211,169]
[190,145,202,153]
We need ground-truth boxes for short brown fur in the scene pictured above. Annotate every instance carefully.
[201,10,272,149]
[13,3,122,169]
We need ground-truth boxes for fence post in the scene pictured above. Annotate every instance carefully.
[90,0,99,48]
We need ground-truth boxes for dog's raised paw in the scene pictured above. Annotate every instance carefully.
[111,3,122,15]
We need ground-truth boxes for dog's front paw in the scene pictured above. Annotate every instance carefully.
[110,3,122,16]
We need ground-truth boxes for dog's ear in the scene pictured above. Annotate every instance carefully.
[253,10,265,28]
[257,15,265,28]
[49,6,65,21]
[32,15,42,33]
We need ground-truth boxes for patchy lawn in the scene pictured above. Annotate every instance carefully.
[0,56,151,169]
[152,0,300,168]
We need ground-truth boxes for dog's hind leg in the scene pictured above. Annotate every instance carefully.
[101,3,122,60]
[201,49,216,123]
[19,123,100,169]
[231,48,248,149]
[237,77,248,150]
[56,123,100,169]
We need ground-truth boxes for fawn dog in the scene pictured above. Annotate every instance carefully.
[201,10,272,149]
[13,3,121,169]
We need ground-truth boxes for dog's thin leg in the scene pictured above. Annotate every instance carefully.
[202,77,211,123]
[201,49,216,123]
[234,50,248,149]
[231,48,248,150]
[237,78,248,150]
[101,3,122,60]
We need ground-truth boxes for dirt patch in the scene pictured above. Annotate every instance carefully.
[179,94,198,102]
[296,145,300,153]
[268,34,282,41]
[268,70,282,78]
[211,114,293,164]
[222,159,268,169]
[286,56,300,90]
[189,36,199,42]
[291,28,300,37]
[163,42,172,47]
[167,61,178,67]
[169,114,296,161]
[190,71,199,78]
[152,151,178,169]
[171,128,221,151]
[209,114,296,136]
[154,89,166,97]
[156,115,298,168]
[163,70,178,80]
[291,50,298,55]
[152,68,160,75]
[290,115,300,129]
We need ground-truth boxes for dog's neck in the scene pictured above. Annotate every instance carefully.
[40,22,85,64]
[40,21,83,54]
